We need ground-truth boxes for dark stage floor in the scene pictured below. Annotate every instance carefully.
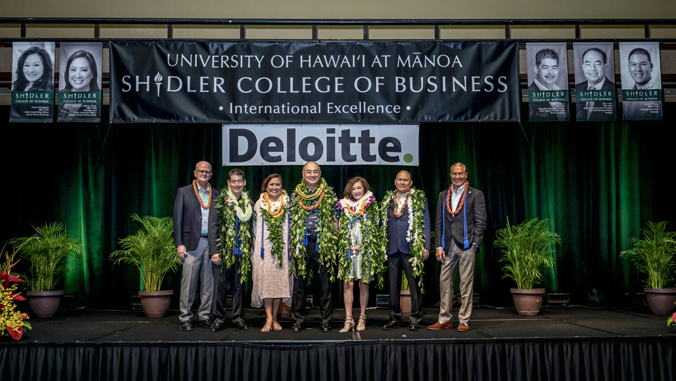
[20,305,676,343]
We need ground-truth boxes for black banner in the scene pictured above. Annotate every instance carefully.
[110,41,520,123]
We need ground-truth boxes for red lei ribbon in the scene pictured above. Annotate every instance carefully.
[193,180,212,209]
[446,181,468,215]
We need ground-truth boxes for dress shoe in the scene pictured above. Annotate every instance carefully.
[292,322,302,332]
[198,318,213,328]
[234,319,250,330]
[321,323,332,332]
[383,320,400,330]
[211,321,223,331]
[409,323,419,331]
[427,321,453,330]
[179,321,193,331]
[457,323,469,332]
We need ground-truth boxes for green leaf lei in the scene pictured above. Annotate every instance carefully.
[337,199,387,288]
[216,187,253,283]
[258,193,288,267]
[380,188,428,289]
[289,178,338,281]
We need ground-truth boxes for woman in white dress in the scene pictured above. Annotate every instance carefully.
[251,174,292,332]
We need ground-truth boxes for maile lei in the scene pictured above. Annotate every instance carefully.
[289,178,338,281]
[380,187,428,289]
[337,192,386,288]
[216,187,253,282]
[258,191,288,267]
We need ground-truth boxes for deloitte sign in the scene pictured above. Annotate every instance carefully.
[222,124,418,166]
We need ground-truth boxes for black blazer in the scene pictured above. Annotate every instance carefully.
[385,197,431,255]
[173,184,220,254]
[434,186,487,251]
[575,77,616,121]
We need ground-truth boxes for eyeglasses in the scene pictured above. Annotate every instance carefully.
[196,170,212,175]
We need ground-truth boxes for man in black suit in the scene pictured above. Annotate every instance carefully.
[174,161,219,331]
[430,163,486,332]
[382,170,431,331]
[210,168,250,331]
[575,48,616,121]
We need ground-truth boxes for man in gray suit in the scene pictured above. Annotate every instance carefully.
[382,170,430,331]
[429,163,486,332]
[174,161,219,331]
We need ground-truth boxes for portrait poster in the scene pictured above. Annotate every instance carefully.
[573,43,616,122]
[10,42,55,123]
[619,42,662,121]
[57,42,103,123]
[526,43,570,122]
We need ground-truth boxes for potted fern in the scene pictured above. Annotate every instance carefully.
[110,214,182,318]
[620,221,676,315]
[494,218,560,315]
[10,222,82,318]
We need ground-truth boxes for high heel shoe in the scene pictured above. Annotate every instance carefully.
[339,315,355,333]
[272,322,282,331]
[261,325,272,332]
[357,314,367,332]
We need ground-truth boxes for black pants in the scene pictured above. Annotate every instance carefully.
[211,255,244,323]
[292,240,333,325]
[388,251,423,324]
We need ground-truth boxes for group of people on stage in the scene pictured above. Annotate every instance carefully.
[173,160,486,333]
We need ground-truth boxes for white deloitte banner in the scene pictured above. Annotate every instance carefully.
[222,124,419,166]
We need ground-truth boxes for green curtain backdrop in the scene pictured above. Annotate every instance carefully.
[1,104,674,307]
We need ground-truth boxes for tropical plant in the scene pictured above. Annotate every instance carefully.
[494,218,560,290]
[0,245,31,340]
[110,214,181,292]
[620,221,676,289]
[401,272,409,291]
[10,222,82,292]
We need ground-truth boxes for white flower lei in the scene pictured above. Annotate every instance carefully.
[225,187,253,222]
[339,191,374,218]
[405,189,415,243]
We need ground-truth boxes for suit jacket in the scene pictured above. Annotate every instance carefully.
[385,196,431,255]
[435,186,487,251]
[575,78,616,121]
[173,183,220,254]
[527,82,569,122]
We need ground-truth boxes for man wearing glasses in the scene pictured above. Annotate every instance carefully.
[174,161,219,331]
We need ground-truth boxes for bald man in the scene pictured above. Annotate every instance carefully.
[382,170,431,331]
[174,161,219,331]
[290,162,341,332]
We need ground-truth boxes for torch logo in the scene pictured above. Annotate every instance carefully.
[154,72,163,97]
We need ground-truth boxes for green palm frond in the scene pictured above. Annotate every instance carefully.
[494,218,560,290]
[620,221,676,289]
[110,214,181,292]
[10,222,82,292]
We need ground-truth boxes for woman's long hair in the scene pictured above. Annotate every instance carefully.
[63,50,100,92]
[12,46,53,92]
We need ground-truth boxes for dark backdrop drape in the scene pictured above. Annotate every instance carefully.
[1,103,674,307]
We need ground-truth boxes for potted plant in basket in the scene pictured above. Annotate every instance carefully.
[110,214,182,318]
[620,221,676,315]
[494,218,560,316]
[10,222,82,318]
